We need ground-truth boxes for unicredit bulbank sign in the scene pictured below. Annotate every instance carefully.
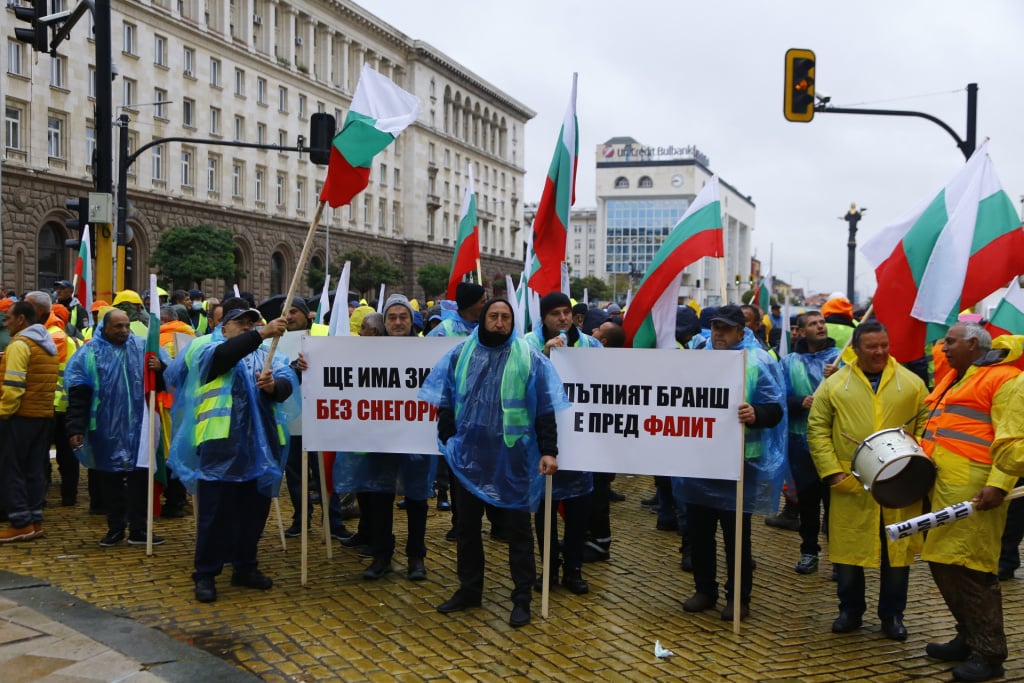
[599,142,710,168]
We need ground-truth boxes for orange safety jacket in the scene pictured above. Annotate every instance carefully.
[922,363,1020,465]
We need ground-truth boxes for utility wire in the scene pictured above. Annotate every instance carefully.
[834,88,964,109]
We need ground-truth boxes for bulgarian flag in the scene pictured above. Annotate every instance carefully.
[623,178,723,348]
[73,227,92,317]
[446,164,479,300]
[319,64,420,208]
[862,141,1024,362]
[527,73,578,297]
[986,277,1024,337]
[144,274,161,395]
[758,274,773,312]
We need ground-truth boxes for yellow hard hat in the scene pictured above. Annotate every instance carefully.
[409,298,420,311]
[113,289,143,306]
[156,287,168,297]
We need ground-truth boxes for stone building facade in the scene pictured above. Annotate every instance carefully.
[2,0,531,300]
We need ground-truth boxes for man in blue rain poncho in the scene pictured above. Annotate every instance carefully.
[524,291,599,595]
[679,304,787,622]
[66,308,168,548]
[420,297,569,628]
[780,310,839,575]
[165,297,298,603]
[426,281,486,338]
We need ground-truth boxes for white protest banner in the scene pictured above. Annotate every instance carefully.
[274,330,306,435]
[551,347,744,479]
[301,335,460,453]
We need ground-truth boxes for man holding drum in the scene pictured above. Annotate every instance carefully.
[920,323,1021,682]
[808,320,928,641]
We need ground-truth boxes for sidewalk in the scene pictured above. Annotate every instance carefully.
[0,571,256,682]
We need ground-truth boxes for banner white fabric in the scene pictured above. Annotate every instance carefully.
[550,347,745,479]
[301,336,460,453]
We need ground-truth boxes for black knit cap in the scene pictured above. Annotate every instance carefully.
[539,292,572,319]
[454,282,486,311]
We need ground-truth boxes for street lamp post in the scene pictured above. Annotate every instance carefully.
[841,203,866,303]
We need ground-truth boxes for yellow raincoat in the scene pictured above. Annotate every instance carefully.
[921,336,1022,574]
[808,356,928,567]
[993,373,1024,478]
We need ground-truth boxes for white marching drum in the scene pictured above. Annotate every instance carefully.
[851,428,935,508]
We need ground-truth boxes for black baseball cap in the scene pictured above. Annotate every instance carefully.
[710,304,746,328]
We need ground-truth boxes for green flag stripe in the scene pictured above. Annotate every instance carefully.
[970,191,1020,254]
[333,111,395,168]
[901,191,948,284]
[642,202,721,275]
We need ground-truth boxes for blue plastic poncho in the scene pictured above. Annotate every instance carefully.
[165,326,300,497]
[419,327,571,511]
[426,301,476,338]
[677,327,788,514]
[64,315,168,472]
[781,341,839,436]
[332,451,437,499]
[522,328,598,500]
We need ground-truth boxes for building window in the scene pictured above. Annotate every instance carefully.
[47,116,63,158]
[270,252,285,294]
[7,40,24,76]
[377,198,385,229]
[210,107,221,135]
[154,88,168,119]
[207,155,219,193]
[426,212,434,240]
[50,55,67,88]
[122,78,137,108]
[298,94,306,118]
[88,66,96,97]
[210,57,221,87]
[296,178,305,212]
[639,176,653,188]
[233,68,245,96]
[233,115,244,141]
[364,195,371,224]
[392,201,399,231]
[85,123,96,166]
[278,86,287,112]
[37,224,66,291]
[276,174,285,206]
[255,168,265,202]
[231,161,243,197]
[379,164,387,187]
[183,46,195,76]
[614,176,629,189]
[152,143,164,180]
[123,22,137,54]
[256,122,266,144]
[277,129,287,147]
[154,34,167,66]
[181,148,193,186]
[182,98,195,127]
[393,168,401,189]
[256,77,267,104]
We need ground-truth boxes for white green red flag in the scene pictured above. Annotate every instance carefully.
[319,64,420,208]
[758,274,773,312]
[623,177,723,348]
[446,164,479,300]
[144,274,161,395]
[328,261,352,337]
[986,277,1024,337]
[315,270,331,325]
[862,141,1024,362]
[527,73,578,297]
[73,227,92,316]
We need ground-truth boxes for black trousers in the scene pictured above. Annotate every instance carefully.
[452,481,534,605]
[360,490,427,560]
[193,478,271,580]
[535,492,592,572]
[0,416,52,527]
[95,468,148,534]
[687,503,753,605]
[588,472,613,540]
[53,412,79,503]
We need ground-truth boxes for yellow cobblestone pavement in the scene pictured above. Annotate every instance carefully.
[2,470,1024,682]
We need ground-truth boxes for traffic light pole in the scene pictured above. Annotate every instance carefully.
[815,83,978,161]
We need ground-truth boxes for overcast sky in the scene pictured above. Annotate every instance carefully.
[359,0,1024,301]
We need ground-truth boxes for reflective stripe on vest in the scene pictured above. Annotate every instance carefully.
[922,364,1019,464]
[194,374,232,443]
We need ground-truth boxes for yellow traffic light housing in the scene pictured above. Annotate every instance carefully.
[784,48,816,122]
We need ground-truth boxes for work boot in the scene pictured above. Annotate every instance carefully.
[583,537,610,563]
[562,566,589,595]
[795,553,819,574]
[926,629,971,662]
[764,499,800,531]
[952,654,1005,682]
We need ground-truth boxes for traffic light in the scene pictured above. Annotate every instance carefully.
[734,274,742,287]
[309,113,336,165]
[13,0,49,54]
[64,196,90,251]
[784,48,816,122]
